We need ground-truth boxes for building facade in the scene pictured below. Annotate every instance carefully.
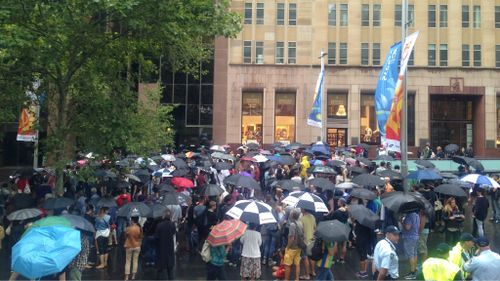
[213,0,500,158]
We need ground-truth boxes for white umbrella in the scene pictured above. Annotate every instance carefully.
[210,145,226,152]
[161,154,176,162]
[282,191,329,213]
[335,182,360,189]
[460,174,500,188]
[226,200,277,225]
[253,154,269,163]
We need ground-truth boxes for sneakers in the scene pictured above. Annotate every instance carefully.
[403,272,417,280]
[268,260,277,266]
[356,271,368,279]
[262,258,267,265]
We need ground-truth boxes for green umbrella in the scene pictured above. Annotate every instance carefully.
[31,216,72,229]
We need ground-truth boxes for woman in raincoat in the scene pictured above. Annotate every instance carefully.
[299,156,310,180]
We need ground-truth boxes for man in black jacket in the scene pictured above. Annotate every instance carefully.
[155,209,176,280]
[472,188,489,237]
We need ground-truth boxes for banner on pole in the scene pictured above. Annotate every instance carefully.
[386,31,420,152]
[16,105,39,142]
[307,67,325,128]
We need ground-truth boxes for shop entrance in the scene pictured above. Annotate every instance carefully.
[327,128,347,148]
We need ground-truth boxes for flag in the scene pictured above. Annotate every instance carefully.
[307,67,325,128]
[16,105,39,142]
[375,42,402,142]
[386,31,420,152]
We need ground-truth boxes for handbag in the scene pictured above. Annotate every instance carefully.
[200,240,212,262]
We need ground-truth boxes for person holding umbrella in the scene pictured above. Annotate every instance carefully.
[124,216,143,281]
[94,207,111,269]
[155,209,176,280]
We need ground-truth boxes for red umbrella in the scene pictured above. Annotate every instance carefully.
[207,220,248,246]
[171,177,194,188]
[240,157,256,162]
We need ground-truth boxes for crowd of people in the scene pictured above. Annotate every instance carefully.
[0,142,499,281]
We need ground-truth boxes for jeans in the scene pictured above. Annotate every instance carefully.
[492,198,500,220]
[142,236,156,264]
[315,267,334,281]
[125,247,141,275]
[473,219,485,237]
[228,239,241,265]
[207,263,227,280]
[262,231,278,260]
[116,217,127,242]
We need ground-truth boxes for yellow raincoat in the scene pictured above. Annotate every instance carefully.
[422,258,460,281]
[300,156,310,179]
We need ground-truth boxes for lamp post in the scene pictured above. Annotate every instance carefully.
[401,0,409,191]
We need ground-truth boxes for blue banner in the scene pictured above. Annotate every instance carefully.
[307,68,325,128]
[375,42,402,138]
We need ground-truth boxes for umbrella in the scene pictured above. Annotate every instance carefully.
[287,142,305,150]
[315,220,350,242]
[406,169,442,181]
[95,169,117,178]
[379,170,403,181]
[329,160,346,168]
[161,154,176,161]
[240,156,257,162]
[267,155,296,166]
[376,155,394,161]
[350,188,377,200]
[246,143,260,150]
[158,183,177,193]
[134,169,151,182]
[161,192,179,205]
[460,174,500,188]
[312,159,324,166]
[451,156,484,171]
[348,166,368,175]
[356,157,372,166]
[335,182,360,189]
[381,191,425,213]
[311,142,330,155]
[434,184,468,198]
[43,197,75,210]
[171,177,194,188]
[451,155,468,166]
[224,174,260,189]
[117,202,151,217]
[210,145,227,152]
[115,180,131,190]
[173,158,188,169]
[171,168,190,177]
[348,205,380,229]
[309,165,337,175]
[207,220,248,246]
[308,178,335,190]
[214,162,233,170]
[415,159,436,169]
[95,197,117,208]
[282,191,329,213]
[202,184,225,196]
[31,216,72,229]
[272,180,305,191]
[12,226,81,279]
[147,204,168,219]
[440,172,458,180]
[7,208,42,221]
[61,214,95,233]
[11,193,36,209]
[126,174,142,182]
[252,154,268,163]
[352,174,385,187]
[444,143,459,154]
[272,142,285,148]
[226,200,277,225]
[211,152,236,162]
[411,192,435,220]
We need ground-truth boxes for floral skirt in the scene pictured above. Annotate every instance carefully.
[240,256,261,278]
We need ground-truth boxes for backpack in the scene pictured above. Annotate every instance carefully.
[200,240,212,262]
[292,222,307,250]
[308,236,324,261]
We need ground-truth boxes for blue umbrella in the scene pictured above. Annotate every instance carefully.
[406,169,442,181]
[12,226,81,279]
[311,142,330,155]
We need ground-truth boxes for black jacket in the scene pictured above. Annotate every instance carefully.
[155,219,176,268]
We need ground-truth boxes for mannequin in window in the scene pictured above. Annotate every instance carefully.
[363,126,372,142]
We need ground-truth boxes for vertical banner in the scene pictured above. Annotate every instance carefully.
[375,42,402,143]
[16,105,40,142]
[386,31,420,152]
[307,67,325,128]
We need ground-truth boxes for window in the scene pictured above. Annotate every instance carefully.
[373,43,381,65]
[428,5,436,27]
[244,3,252,24]
[340,4,348,26]
[473,6,481,28]
[496,6,500,28]
[255,41,263,64]
[408,5,415,27]
[408,51,414,66]
[373,4,381,26]
[408,94,415,146]
[362,4,369,26]
[289,3,297,25]
[428,44,436,66]
[360,93,378,144]
[361,43,369,65]
[496,45,500,67]
[327,128,347,148]
[276,42,284,64]
[288,42,296,64]
[440,44,447,66]
[462,5,469,28]
[339,43,347,64]
[275,92,296,144]
[473,45,481,66]
[243,41,252,63]
[328,42,336,64]
[242,92,263,145]
[395,5,402,26]
[327,92,348,119]
[462,44,470,66]
[277,3,285,25]
[440,5,447,27]
[256,3,264,25]
[328,4,336,26]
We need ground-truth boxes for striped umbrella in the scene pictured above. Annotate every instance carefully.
[460,174,500,188]
[282,191,329,213]
[226,200,277,225]
[207,220,248,246]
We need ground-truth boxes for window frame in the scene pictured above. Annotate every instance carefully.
[496,6,500,28]
[496,45,500,67]
[288,41,296,64]
[373,4,381,27]
[439,44,448,66]
[462,44,470,67]
[274,92,297,144]
[328,42,336,65]
[462,5,469,28]
[473,5,481,28]
[288,3,297,26]
[339,42,348,65]
[395,4,402,27]
[473,45,481,67]
[439,5,448,28]
[428,5,436,27]
[428,44,436,66]
[372,43,381,65]
[277,3,285,25]
[241,91,264,145]
[361,43,369,65]
[276,41,285,64]
[256,3,264,25]
[327,92,348,119]
[328,4,337,26]
[255,41,264,64]
[362,4,370,26]
[244,3,252,24]
[243,40,252,64]
[340,4,348,26]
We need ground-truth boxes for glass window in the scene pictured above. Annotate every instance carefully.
[440,44,448,66]
[473,45,481,66]
[242,92,263,145]
[276,42,284,64]
[243,41,252,64]
[408,51,414,66]
[496,6,500,28]
[360,93,378,144]
[328,4,336,26]
[497,95,500,147]
[256,3,264,25]
[407,93,415,146]
[372,43,380,65]
[255,41,264,64]
[440,5,447,27]
[288,42,296,64]
[340,4,348,26]
[327,128,347,148]
[462,5,469,28]
[244,3,252,24]
[327,92,348,118]
[373,4,381,27]
[275,92,296,144]
[496,45,500,67]
[328,42,336,64]
[361,43,369,65]
[408,5,415,27]
[428,44,436,66]
[473,6,481,28]
[462,44,470,66]
[277,3,285,25]
[339,43,347,64]
[362,4,369,26]
[395,4,402,26]
[428,5,436,27]
[289,3,297,25]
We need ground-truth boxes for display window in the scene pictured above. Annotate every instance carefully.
[242,92,263,145]
[275,92,296,145]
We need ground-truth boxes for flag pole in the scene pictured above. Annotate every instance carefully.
[401,0,409,191]
[319,50,327,143]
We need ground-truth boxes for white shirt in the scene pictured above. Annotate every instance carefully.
[240,229,262,258]
[373,238,399,279]
[464,249,500,281]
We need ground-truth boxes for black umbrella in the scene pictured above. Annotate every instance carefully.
[147,204,168,219]
[272,180,305,191]
[7,208,42,221]
[352,174,385,187]
[161,192,179,205]
[329,160,346,168]
[134,169,151,183]
[308,178,335,190]
[440,172,458,180]
[315,220,351,242]
[43,197,75,210]
[272,142,285,148]
[224,174,260,190]
[415,159,436,169]
[309,165,337,175]
[356,157,372,166]
[158,183,176,193]
[171,168,190,177]
[376,155,394,161]
[348,166,368,175]
[465,158,484,171]
[434,184,468,198]
[172,158,188,169]
[444,144,459,154]
[246,143,260,150]
[412,192,435,220]
[95,169,117,178]
[278,154,296,166]
[11,193,36,209]
[287,142,305,150]
[379,170,403,181]
[202,184,225,196]
[348,205,380,229]
[116,180,131,190]
[214,162,233,170]
[117,202,152,217]
[95,197,117,208]
[61,214,95,233]
[381,191,424,213]
[356,143,370,150]
[350,188,377,200]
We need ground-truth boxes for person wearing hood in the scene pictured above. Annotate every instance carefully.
[300,156,310,180]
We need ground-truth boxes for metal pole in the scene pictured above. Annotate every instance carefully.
[320,50,327,143]
[401,0,409,191]
[33,139,39,168]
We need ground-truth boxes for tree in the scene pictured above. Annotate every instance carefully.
[0,0,241,195]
